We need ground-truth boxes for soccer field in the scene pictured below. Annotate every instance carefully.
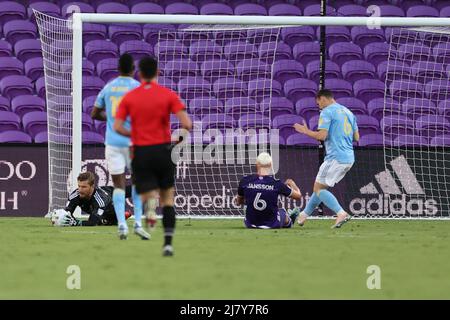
[0,218,449,299]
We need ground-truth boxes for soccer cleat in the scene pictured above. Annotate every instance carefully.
[162,245,174,257]
[331,213,352,229]
[118,225,128,240]
[134,226,151,240]
[288,207,300,224]
[297,212,308,227]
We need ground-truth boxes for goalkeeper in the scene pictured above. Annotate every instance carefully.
[52,171,133,227]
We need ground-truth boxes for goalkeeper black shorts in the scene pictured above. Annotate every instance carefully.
[131,143,176,194]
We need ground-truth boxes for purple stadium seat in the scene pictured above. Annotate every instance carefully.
[0,131,32,143]
[225,97,259,119]
[354,79,385,103]
[273,60,304,85]
[201,113,235,130]
[354,115,380,135]
[60,58,95,76]
[261,97,294,118]
[435,0,450,10]
[325,79,353,99]
[286,133,320,146]
[0,2,26,25]
[34,131,48,143]
[329,42,363,66]
[438,100,450,117]
[155,40,188,61]
[304,4,336,16]
[157,77,177,91]
[397,44,432,62]
[295,97,318,121]
[0,40,12,57]
[401,98,437,120]
[381,115,415,138]
[272,114,305,139]
[0,75,33,99]
[62,2,95,17]
[238,114,271,131]
[336,97,367,115]
[83,131,105,144]
[97,58,119,83]
[94,119,106,136]
[440,6,450,17]
[368,97,397,120]
[82,23,108,44]
[268,4,302,16]
[377,5,405,17]
[281,26,316,47]
[364,42,389,68]
[108,24,142,46]
[165,60,199,81]
[82,76,105,98]
[416,115,450,137]
[189,41,222,62]
[358,133,384,147]
[83,96,97,115]
[236,59,271,81]
[393,135,429,146]
[0,111,21,131]
[24,57,43,81]
[22,111,47,137]
[319,26,351,47]
[293,42,320,66]
[305,60,340,83]
[3,20,37,46]
[258,41,292,61]
[224,41,257,61]
[200,3,233,15]
[248,79,282,102]
[351,27,385,47]
[284,79,318,102]
[85,40,118,65]
[425,79,450,101]
[432,43,450,64]
[59,112,94,131]
[0,96,10,112]
[200,60,234,82]
[378,60,411,82]
[430,135,450,146]
[296,0,323,10]
[341,60,376,83]
[14,39,42,62]
[96,2,130,14]
[35,76,46,98]
[234,3,267,15]
[166,3,199,15]
[120,40,153,60]
[213,78,248,100]
[143,24,176,45]
[131,2,164,14]
[337,4,368,16]
[177,76,211,100]
[189,98,224,114]
[406,5,439,17]
[0,57,23,79]
[28,2,60,20]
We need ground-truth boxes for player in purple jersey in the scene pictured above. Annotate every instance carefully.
[236,152,302,229]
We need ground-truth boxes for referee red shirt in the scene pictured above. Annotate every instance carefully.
[116,81,185,146]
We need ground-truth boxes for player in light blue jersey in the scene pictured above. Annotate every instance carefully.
[91,54,149,240]
[292,89,359,228]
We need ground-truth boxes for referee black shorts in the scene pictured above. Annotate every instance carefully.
[131,143,175,194]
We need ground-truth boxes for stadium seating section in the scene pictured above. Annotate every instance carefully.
[0,0,449,146]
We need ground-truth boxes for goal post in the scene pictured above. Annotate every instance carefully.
[34,10,450,218]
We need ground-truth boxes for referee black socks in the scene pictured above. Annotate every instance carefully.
[162,206,176,246]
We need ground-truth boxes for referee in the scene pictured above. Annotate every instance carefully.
[114,56,192,257]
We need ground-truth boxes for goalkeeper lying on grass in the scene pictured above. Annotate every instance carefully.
[237,152,302,229]
[51,171,133,227]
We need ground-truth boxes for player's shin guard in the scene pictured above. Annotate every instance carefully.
[317,190,343,214]
[113,188,127,229]
[304,193,322,215]
[132,186,143,227]
[162,206,176,246]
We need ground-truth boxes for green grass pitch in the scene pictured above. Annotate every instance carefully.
[0,217,449,299]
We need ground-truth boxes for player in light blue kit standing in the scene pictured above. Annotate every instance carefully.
[91,54,149,240]
[292,89,359,228]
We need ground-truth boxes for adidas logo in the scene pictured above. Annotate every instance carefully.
[350,155,438,216]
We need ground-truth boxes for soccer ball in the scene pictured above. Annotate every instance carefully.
[50,209,70,226]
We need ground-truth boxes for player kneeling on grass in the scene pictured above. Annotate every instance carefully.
[51,171,135,228]
[236,152,302,229]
